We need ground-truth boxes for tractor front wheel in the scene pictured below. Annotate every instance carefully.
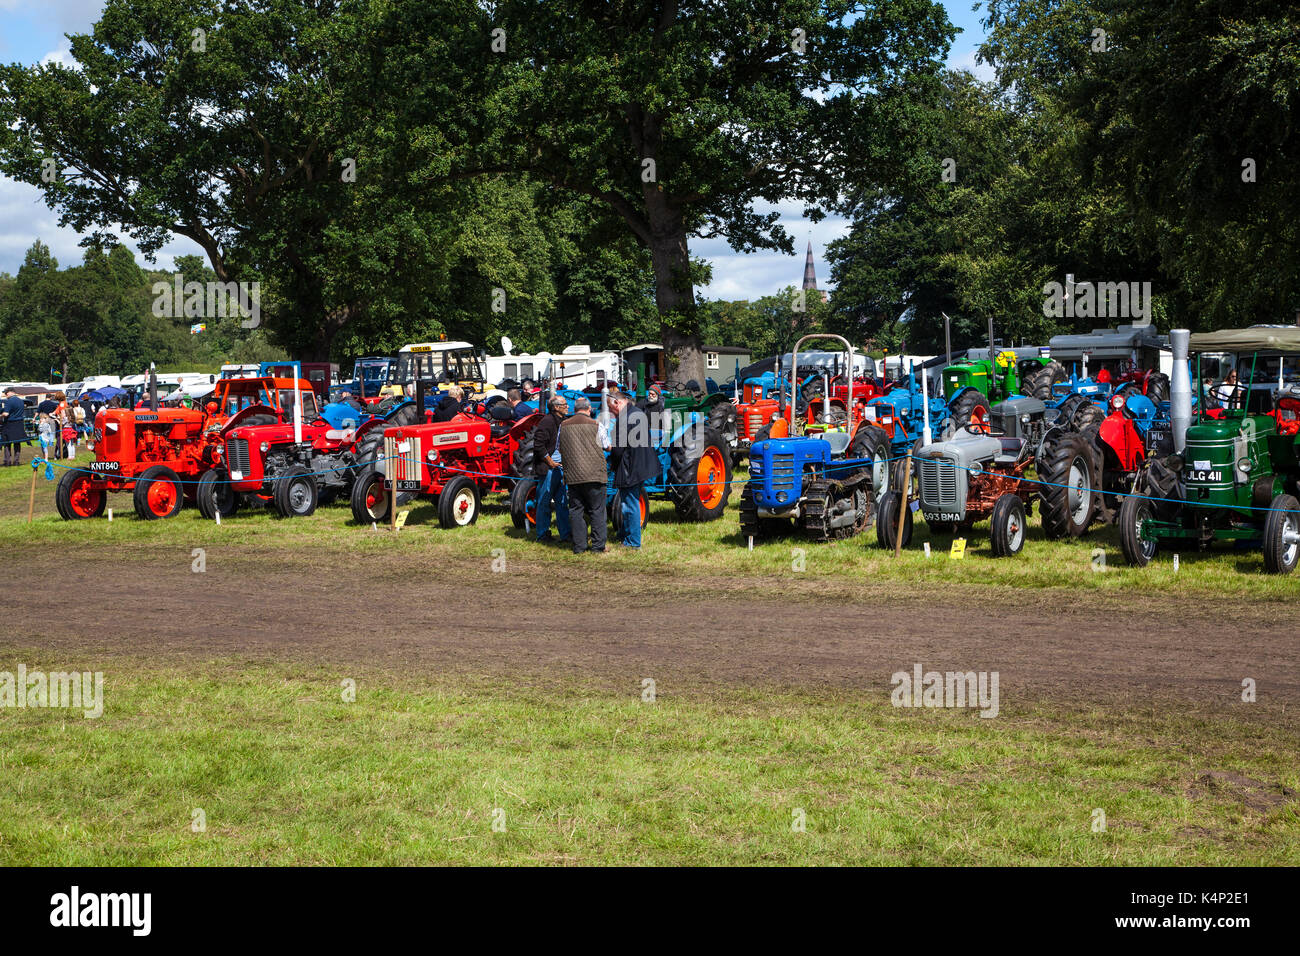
[196,468,239,520]
[875,491,913,550]
[510,477,536,530]
[1262,494,1300,574]
[609,488,649,537]
[350,467,390,524]
[989,494,1026,557]
[132,465,185,520]
[1118,494,1158,567]
[55,469,106,520]
[273,466,319,518]
[438,475,481,528]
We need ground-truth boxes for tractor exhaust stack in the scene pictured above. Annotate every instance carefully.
[1170,328,1192,454]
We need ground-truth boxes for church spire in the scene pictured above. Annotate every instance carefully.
[802,240,818,291]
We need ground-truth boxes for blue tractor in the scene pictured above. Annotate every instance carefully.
[738,335,892,542]
[864,363,954,490]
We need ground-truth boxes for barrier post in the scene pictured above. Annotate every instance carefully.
[893,448,913,558]
[27,463,37,523]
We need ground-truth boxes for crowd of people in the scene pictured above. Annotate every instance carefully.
[529,388,661,554]
[0,387,102,467]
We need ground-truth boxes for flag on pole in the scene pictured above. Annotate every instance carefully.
[190,323,207,334]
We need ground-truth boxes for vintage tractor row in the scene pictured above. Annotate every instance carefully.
[1121,328,1300,574]
[55,374,315,521]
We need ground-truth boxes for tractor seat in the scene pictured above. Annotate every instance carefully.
[1274,396,1300,436]
[994,437,1025,465]
[822,431,852,456]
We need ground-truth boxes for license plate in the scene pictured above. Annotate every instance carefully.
[229,470,244,481]
[87,461,120,474]
[386,479,422,492]
[1147,430,1166,443]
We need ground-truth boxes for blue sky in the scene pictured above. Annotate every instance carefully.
[0,1,993,300]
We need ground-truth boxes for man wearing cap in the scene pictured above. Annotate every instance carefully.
[1,387,27,466]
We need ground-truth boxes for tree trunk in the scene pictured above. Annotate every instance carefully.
[645,195,705,387]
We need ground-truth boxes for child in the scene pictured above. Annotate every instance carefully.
[37,413,56,460]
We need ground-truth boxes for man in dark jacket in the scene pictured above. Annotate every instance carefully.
[431,385,464,423]
[1,387,28,466]
[557,397,608,554]
[531,395,570,542]
[608,392,660,549]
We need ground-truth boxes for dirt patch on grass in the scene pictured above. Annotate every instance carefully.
[1,540,1295,716]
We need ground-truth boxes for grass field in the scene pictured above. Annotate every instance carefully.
[2,454,1297,865]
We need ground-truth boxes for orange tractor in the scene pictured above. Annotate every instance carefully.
[56,374,311,520]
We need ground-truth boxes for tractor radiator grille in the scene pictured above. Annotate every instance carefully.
[745,411,764,435]
[226,438,250,475]
[768,453,796,492]
[919,457,959,507]
[385,434,421,484]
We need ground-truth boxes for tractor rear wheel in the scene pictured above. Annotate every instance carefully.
[1027,360,1067,401]
[350,467,390,524]
[510,477,535,529]
[1036,430,1098,538]
[1118,494,1158,567]
[438,475,481,528]
[132,465,185,520]
[707,402,738,451]
[668,424,732,521]
[989,494,1026,557]
[512,432,536,478]
[1072,400,1105,430]
[875,491,913,549]
[1262,494,1300,574]
[1146,372,1170,405]
[55,469,106,520]
[273,466,318,518]
[196,468,239,520]
[849,422,892,497]
[950,390,990,433]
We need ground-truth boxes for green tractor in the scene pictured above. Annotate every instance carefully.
[1121,328,1300,573]
[941,319,1061,430]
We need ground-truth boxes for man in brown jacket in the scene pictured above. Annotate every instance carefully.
[557,396,608,554]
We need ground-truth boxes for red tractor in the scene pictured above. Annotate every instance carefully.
[195,399,424,520]
[55,376,310,521]
[349,404,539,528]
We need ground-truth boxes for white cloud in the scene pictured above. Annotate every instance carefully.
[40,41,76,69]
[0,175,204,275]
[949,47,997,84]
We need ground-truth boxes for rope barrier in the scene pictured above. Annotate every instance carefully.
[29,436,1300,517]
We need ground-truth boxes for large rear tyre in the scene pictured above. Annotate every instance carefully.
[1036,430,1098,538]
[438,475,481,528]
[350,467,390,524]
[132,465,184,520]
[950,390,990,433]
[273,465,318,518]
[196,468,239,520]
[55,469,106,520]
[875,491,913,549]
[849,422,892,497]
[668,424,732,521]
[1146,372,1170,406]
[1262,494,1300,574]
[510,477,536,529]
[1119,494,1158,567]
[1026,360,1067,401]
[512,432,537,478]
[1072,400,1105,430]
[989,494,1026,557]
[707,401,738,451]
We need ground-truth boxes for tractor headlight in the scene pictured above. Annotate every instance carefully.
[259,441,269,453]
[1238,457,1252,474]
[427,450,437,462]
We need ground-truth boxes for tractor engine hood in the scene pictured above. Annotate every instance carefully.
[917,431,1001,468]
